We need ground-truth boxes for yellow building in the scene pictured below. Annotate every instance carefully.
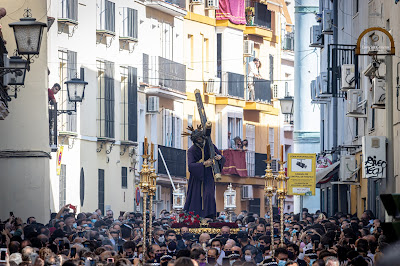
[182,0,294,216]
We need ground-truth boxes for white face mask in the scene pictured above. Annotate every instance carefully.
[245,255,252,262]
[215,247,221,253]
[158,236,165,243]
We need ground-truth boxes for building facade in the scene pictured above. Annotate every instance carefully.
[312,0,400,219]
[0,0,294,222]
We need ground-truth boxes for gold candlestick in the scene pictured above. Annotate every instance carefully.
[148,143,157,246]
[276,159,288,247]
[264,144,276,255]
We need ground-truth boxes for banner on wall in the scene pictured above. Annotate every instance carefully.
[56,146,64,176]
[287,153,316,196]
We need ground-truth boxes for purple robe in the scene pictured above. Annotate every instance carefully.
[184,142,225,218]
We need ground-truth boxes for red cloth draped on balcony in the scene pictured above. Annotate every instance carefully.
[216,0,246,25]
[221,149,248,177]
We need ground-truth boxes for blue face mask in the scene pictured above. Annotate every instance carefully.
[220,215,226,219]
[278,260,286,266]
[284,228,290,231]
[91,219,97,223]
[309,259,316,266]
[370,226,374,234]
[291,229,297,235]
[73,223,77,228]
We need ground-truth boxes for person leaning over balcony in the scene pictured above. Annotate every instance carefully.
[48,83,61,105]
[242,139,248,150]
[248,58,262,101]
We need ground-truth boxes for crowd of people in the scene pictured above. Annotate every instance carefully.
[0,206,398,266]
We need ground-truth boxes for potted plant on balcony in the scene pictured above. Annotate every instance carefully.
[245,7,255,26]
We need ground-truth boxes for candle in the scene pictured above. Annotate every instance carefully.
[144,137,148,156]
[150,142,154,160]
[267,145,271,161]
[280,145,284,162]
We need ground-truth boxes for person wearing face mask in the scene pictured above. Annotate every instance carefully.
[146,244,163,263]
[207,248,219,266]
[153,228,165,245]
[122,241,136,260]
[287,244,306,266]
[190,248,207,266]
[274,248,289,266]
[211,239,225,265]
[243,246,257,263]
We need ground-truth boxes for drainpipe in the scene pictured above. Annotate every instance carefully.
[332,0,338,163]
[384,55,394,220]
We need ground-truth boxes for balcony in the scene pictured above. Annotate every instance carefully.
[245,2,271,28]
[143,55,186,99]
[158,145,187,178]
[145,0,187,17]
[221,149,248,177]
[253,77,272,102]
[219,71,245,99]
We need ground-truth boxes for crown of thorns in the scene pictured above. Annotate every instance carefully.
[182,124,204,141]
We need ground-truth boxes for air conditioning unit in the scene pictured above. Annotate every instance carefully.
[362,136,386,179]
[206,77,221,94]
[155,185,162,201]
[244,40,254,57]
[339,155,357,182]
[191,0,203,4]
[147,96,159,113]
[205,0,218,9]
[310,25,323,47]
[341,64,356,91]
[346,90,364,117]
[322,10,333,34]
[372,78,385,107]
[318,72,329,95]
[241,185,254,200]
[311,79,318,102]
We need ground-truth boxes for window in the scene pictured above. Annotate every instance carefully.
[188,34,194,68]
[273,84,278,98]
[204,38,209,72]
[59,164,67,209]
[228,116,243,146]
[187,115,193,148]
[217,33,222,78]
[163,109,182,149]
[254,2,271,28]
[60,0,78,21]
[97,0,115,32]
[121,167,128,188]
[121,8,138,39]
[143,54,149,84]
[245,124,255,176]
[353,0,359,15]
[120,66,138,142]
[97,60,115,138]
[58,50,77,132]
[98,169,105,214]
[161,23,172,60]
[269,127,274,157]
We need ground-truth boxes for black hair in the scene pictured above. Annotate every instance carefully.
[274,248,288,257]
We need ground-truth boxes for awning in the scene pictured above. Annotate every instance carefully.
[265,0,282,13]
[316,161,340,184]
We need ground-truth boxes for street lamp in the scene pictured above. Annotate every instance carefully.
[173,185,186,212]
[278,95,294,115]
[65,78,88,103]
[8,56,28,86]
[57,77,88,115]
[9,10,47,61]
[224,183,236,222]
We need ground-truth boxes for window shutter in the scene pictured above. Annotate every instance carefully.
[67,50,77,132]
[121,167,128,188]
[105,61,115,138]
[127,67,137,142]
[269,55,274,83]
[105,0,115,32]
[98,169,105,215]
